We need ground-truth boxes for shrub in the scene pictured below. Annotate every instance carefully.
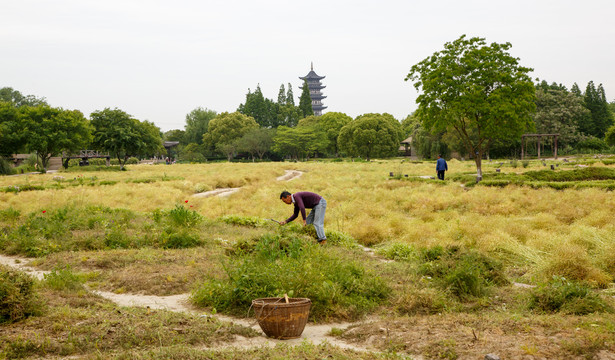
[0,265,41,323]
[218,215,267,227]
[528,276,612,315]
[43,266,84,292]
[0,157,14,175]
[167,204,203,227]
[417,246,508,299]
[160,229,203,249]
[522,160,530,168]
[193,233,389,321]
[377,242,416,261]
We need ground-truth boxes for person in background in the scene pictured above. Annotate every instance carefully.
[436,154,448,180]
[279,190,327,245]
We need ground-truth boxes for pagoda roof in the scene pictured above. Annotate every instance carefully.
[312,105,328,110]
[300,70,325,80]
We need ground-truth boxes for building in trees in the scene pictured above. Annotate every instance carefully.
[299,63,327,116]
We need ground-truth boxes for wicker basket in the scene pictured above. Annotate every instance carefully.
[252,297,311,339]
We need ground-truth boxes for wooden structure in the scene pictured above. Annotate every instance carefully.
[62,150,111,167]
[299,62,327,116]
[521,134,559,160]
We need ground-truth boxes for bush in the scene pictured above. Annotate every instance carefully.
[417,246,508,299]
[160,229,203,249]
[529,276,612,315]
[0,265,41,323]
[193,233,389,321]
[522,160,530,168]
[376,242,416,261]
[218,215,267,227]
[43,266,84,292]
[0,157,14,175]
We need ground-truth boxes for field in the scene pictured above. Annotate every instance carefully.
[1,158,615,359]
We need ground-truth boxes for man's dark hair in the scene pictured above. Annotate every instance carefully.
[280,191,291,199]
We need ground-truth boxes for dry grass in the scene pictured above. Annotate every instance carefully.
[2,160,615,285]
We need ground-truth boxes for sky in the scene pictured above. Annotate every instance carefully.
[2,0,614,132]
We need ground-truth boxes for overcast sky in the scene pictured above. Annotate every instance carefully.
[2,0,614,132]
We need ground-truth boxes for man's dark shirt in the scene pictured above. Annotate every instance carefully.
[285,191,322,223]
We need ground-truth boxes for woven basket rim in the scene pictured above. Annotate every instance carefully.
[252,297,311,307]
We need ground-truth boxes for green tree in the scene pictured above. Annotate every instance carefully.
[273,125,328,160]
[277,84,286,104]
[238,85,273,128]
[238,128,275,161]
[338,113,403,160]
[179,143,206,162]
[571,83,582,97]
[405,35,536,180]
[286,83,295,106]
[0,102,24,157]
[298,80,314,118]
[184,107,217,145]
[91,108,162,170]
[164,129,186,143]
[0,87,47,107]
[298,112,352,156]
[23,106,92,172]
[203,112,259,160]
[605,125,615,147]
[533,87,588,148]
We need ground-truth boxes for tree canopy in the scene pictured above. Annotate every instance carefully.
[184,107,217,145]
[533,86,588,147]
[203,112,259,160]
[406,35,536,179]
[23,106,92,171]
[91,108,163,169]
[298,80,314,118]
[338,113,403,160]
[0,87,48,107]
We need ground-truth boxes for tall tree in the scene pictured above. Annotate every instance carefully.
[273,125,328,160]
[277,84,286,104]
[298,80,314,118]
[298,112,352,156]
[583,81,613,138]
[286,83,295,106]
[338,113,403,160]
[184,107,217,145]
[533,88,588,147]
[202,112,259,160]
[405,35,536,180]
[91,108,161,170]
[0,102,24,157]
[23,106,92,171]
[570,83,582,97]
[0,87,47,107]
[238,128,275,161]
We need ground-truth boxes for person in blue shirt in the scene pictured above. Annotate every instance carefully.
[436,154,448,180]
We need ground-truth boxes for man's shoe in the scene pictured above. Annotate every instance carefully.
[317,239,327,245]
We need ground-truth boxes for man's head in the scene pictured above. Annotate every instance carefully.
[280,191,292,204]
[438,154,442,159]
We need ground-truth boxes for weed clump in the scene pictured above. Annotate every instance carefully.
[376,242,416,261]
[218,215,268,227]
[0,265,41,323]
[43,266,85,292]
[417,246,508,299]
[193,233,389,321]
[528,276,612,315]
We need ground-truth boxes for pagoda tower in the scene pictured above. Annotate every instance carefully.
[299,62,327,116]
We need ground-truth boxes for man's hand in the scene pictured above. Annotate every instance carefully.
[302,219,307,226]
[280,220,286,225]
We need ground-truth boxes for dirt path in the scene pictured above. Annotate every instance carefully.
[192,188,241,198]
[276,170,303,181]
[0,253,370,352]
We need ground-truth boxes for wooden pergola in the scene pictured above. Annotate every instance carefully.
[521,134,559,160]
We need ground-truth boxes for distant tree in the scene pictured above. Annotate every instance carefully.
[286,83,295,106]
[534,88,588,147]
[273,125,328,160]
[203,112,259,160]
[139,120,165,157]
[405,35,535,180]
[277,84,286,104]
[298,112,352,156]
[239,128,275,161]
[91,108,161,170]
[179,143,206,162]
[338,113,403,161]
[164,129,186,143]
[0,87,47,107]
[583,81,613,138]
[570,83,582,97]
[23,106,92,172]
[184,107,217,145]
[605,125,615,147]
[298,80,314,118]
[0,102,24,157]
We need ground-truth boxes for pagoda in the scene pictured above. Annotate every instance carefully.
[299,62,327,116]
